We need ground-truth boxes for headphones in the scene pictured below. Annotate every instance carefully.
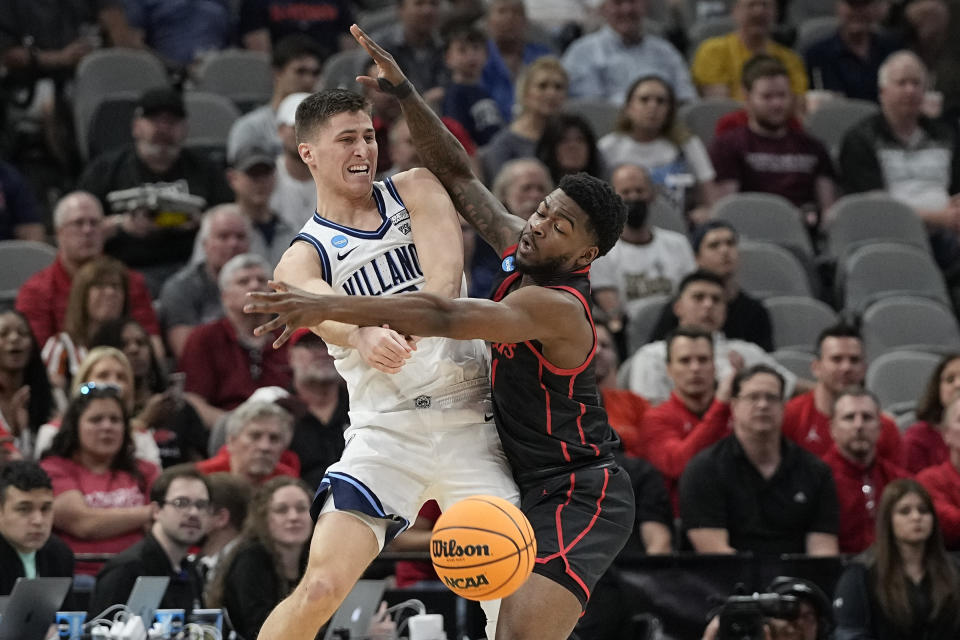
[767,576,835,640]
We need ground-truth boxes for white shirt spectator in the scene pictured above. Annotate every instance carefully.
[591,228,696,302]
[270,156,316,230]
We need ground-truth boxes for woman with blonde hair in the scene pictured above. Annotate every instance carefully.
[833,479,960,639]
[41,257,129,390]
[35,347,161,465]
[480,56,568,183]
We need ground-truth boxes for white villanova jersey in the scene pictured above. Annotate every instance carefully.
[295,178,490,415]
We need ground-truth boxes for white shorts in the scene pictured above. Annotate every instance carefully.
[312,411,519,550]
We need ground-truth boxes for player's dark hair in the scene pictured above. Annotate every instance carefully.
[665,326,714,362]
[295,89,372,144]
[732,363,785,399]
[741,54,789,92]
[0,461,52,505]
[557,173,625,257]
[271,34,323,70]
[675,269,726,296]
[815,322,862,355]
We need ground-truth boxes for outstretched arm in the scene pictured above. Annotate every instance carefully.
[351,24,524,256]
[246,281,580,350]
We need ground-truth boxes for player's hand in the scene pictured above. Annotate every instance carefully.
[350,24,409,91]
[245,281,335,348]
[350,324,416,375]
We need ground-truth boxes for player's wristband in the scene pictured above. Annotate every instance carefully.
[377,77,413,99]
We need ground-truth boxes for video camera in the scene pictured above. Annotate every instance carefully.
[106,183,206,228]
[717,592,800,640]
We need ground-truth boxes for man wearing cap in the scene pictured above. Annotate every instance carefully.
[804,0,899,102]
[227,146,297,267]
[78,86,234,293]
[158,204,253,359]
[227,35,324,161]
[650,220,773,351]
[270,92,317,230]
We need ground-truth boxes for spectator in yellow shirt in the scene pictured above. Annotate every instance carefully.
[692,0,808,101]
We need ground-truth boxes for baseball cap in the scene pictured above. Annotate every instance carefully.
[136,87,186,119]
[232,146,276,172]
[276,92,311,127]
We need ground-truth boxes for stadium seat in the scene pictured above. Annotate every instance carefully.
[794,16,839,54]
[358,6,398,35]
[865,350,943,415]
[625,294,672,357]
[711,192,814,260]
[824,193,930,259]
[860,296,960,361]
[194,49,273,112]
[839,243,950,315]
[686,16,737,57]
[73,49,169,160]
[772,349,815,380]
[678,98,741,147]
[737,241,814,299]
[648,197,688,234]
[787,0,838,26]
[803,99,878,157]
[0,241,58,307]
[320,49,370,93]
[564,99,620,137]
[763,296,837,352]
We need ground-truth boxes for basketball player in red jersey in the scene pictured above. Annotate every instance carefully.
[243,25,635,640]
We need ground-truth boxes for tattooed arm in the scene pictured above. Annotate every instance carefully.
[351,24,523,256]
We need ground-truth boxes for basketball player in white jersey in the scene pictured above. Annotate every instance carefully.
[254,89,518,640]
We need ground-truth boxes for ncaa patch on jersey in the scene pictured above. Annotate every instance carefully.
[501,256,516,272]
[331,235,348,248]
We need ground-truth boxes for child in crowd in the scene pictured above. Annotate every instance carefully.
[441,22,505,146]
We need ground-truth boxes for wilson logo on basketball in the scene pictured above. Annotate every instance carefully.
[432,539,491,558]
[443,574,490,590]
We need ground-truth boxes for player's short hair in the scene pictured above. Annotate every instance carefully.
[271,34,323,70]
[741,54,789,92]
[295,89,372,144]
[0,461,52,505]
[557,173,625,257]
[815,322,862,356]
[665,326,714,362]
[225,400,294,441]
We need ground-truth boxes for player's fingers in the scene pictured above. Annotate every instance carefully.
[254,316,285,336]
[356,76,379,91]
[273,326,295,349]
[268,280,289,292]
[382,335,413,357]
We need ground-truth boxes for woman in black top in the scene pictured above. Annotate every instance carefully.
[833,478,960,640]
[207,476,313,640]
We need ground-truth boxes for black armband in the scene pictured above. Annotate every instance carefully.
[377,77,413,99]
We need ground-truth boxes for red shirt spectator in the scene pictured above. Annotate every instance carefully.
[823,446,908,553]
[17,256,159,348]
[640,392,731,511]
[40,456,158,574]
[902,421,949,474]
[197,446,300,482]
[714,110,803,137]
[916,461,960,550]
[179,317,291,411]
[783,391,903,464]
[602,388,650,458]
[394,500,441,587]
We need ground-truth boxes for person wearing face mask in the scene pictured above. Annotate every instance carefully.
[591,163,696,336]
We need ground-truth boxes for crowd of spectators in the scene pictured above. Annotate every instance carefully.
[2,0,960,638]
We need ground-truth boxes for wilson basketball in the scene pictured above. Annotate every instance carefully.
[430,495,537,601]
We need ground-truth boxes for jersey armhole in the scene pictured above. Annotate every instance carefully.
[291,232,332,286]
[383,176,406,208]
